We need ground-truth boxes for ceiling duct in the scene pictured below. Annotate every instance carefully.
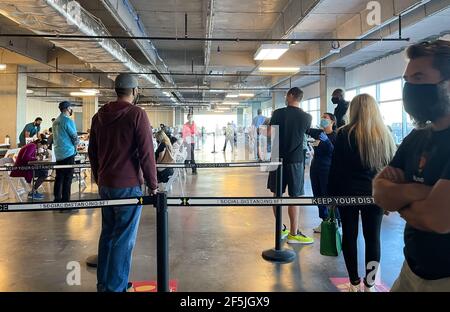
[0,0,176,102]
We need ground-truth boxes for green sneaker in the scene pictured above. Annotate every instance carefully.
[281,224,289,240]
[287,231,314,245]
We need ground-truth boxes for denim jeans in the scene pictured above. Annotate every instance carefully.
[97,185,143,292]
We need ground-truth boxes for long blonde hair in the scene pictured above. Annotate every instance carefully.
[155,130,172,149]
[345,94,396,172]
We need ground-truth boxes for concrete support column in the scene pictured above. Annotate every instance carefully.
[82,96,98,132]
[272,91,286,111]
[0,65,27,148]
[320,67,346,114]
[237,108,244,127]
[175,107,184,128]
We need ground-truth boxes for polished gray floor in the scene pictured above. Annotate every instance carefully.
[0,136,406,291]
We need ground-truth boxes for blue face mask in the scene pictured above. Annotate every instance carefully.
[320,118,331,129]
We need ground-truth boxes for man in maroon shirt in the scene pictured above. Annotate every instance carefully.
[88,73,157,292]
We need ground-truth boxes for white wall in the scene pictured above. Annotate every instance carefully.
[26,98,61,131]
[345,52,408,90]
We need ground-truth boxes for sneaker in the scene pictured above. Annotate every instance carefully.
[281,224,289,240]
[126,282,135,292]
[363,284,377,292]
[287,231,314,245]
[313,225,322,233]
[28,192,44,200]
[348,283,362,292]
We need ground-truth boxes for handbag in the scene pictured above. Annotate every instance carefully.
[320,206,342,257]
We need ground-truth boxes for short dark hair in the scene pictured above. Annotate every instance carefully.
[115,88,133,97]
[406,40,450,79]
[35,117,43,122]
[332,89,344,97]
[287,87,304,101]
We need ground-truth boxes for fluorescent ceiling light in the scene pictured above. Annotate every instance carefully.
[254,44,290,60]
[258,67,300,73]
[226,94,239,98]
[222,102,239,105]
[162,91,171,96]
[0,64,7,70]
[70,91,97,97]
[26,89,34,94]
[239,93,254,98]
[80,89,100,94]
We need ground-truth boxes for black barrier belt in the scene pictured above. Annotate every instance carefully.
[0,196,375,212]
[0,196,156,212]
[158,161,282,168]
[0,161,282,171]
[0,163,91,171]
[167,196,375,207]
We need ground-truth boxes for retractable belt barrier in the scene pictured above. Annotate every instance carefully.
[0,161,376,293]
[0,195,375,212]
[0,161,282,171]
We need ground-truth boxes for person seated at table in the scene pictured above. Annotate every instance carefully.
[155,130,175,184]
[10,139,49,200]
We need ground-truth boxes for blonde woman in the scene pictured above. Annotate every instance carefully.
[155,130,175,183]
[328,94,396,292]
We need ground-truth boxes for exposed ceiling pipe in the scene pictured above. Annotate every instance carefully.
[0,33,410,42]
[100,0,182,101]
[270,0,429,89]
[0,0,177,105]
[203,0,215,75]
[12,71,324,77]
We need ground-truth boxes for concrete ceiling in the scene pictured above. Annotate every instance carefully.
[0,0,449,109]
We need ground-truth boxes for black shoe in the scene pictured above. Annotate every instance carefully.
[126,282,134,292]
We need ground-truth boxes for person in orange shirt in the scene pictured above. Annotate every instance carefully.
[182,113,198,174]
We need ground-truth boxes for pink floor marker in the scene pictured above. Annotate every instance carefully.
[330,277,390,292]
[130,280,178,292]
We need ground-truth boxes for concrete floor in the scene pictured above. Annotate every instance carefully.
[0,135,406,291]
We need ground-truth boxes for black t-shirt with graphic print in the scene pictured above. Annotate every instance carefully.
[390,126,450,280]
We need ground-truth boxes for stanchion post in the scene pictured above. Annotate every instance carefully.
[156,192,169,292]
[275,164,283,251]
[211,132,217,154]
[262,161,296,263]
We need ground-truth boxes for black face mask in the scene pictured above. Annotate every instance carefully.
[403,81,450,124]
[331,97,340,105]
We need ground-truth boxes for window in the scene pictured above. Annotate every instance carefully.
[380,79,402,102]
[378,79,404,144]
[350,78,415,144]
[346,89,357,102]
[303,98,320,127]
[359,85,377,99]
[379,100,403,144]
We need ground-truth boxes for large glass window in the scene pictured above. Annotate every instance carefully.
[360,85,377,99]
[346,89,357,102]
[301,98,320,127]
[378,79,404,144]
[380,79,402,102]
[379,100,404,144]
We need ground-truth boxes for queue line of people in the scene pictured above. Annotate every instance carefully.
[267,39,450,292]
[7,39,449,293]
